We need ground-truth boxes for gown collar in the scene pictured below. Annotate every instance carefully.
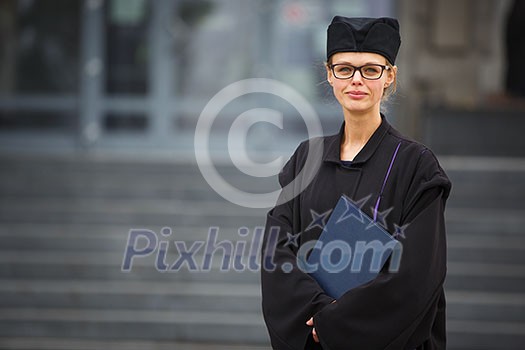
[322,114,392,165]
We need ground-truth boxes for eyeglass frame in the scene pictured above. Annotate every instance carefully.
[329,63,391,80]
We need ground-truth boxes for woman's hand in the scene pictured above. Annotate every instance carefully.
[306,317,319,343]
[306,300,334,343]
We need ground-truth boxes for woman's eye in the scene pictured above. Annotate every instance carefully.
[337,66,353,73]
[364,66,380,74]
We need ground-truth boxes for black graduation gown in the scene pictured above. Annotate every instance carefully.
[261,115,452,350]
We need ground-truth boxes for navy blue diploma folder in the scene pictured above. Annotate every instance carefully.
[306,195,402,299]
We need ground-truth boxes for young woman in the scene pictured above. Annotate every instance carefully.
[261,16,451,350]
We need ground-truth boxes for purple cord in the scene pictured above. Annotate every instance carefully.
[373,141,402,222]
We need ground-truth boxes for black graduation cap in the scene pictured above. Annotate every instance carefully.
[327,16,401,65]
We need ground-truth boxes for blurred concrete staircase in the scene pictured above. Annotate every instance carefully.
[0,148,524,349]
[441,157,525,349]
[0,155,271,350]
[423,106,525,349]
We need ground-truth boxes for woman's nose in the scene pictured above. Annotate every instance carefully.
[351,69,364,84]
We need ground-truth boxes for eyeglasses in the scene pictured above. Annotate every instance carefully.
[330,64,390,80]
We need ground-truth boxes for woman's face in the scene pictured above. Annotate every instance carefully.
[326,51,396,116]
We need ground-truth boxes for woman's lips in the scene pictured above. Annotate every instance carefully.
[346,91,367,99]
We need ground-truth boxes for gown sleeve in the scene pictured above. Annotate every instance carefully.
[261,142,335,350]
[313,149,452,350]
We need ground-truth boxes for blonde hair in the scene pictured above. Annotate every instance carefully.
[382,61,397,102]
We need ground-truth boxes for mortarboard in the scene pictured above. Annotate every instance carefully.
[327,16,401,65]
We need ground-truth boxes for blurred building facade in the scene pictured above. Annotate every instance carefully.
[0,0,394,155]
[0,0,522,156]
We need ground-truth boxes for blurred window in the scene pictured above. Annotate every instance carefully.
[0,0,80,95]
[0,110,75,132]
[172,0,253,100]
[105,0,150,95]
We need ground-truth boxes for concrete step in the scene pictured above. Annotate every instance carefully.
[0,223,253,241]
[0,210,265,227]
[0,264,261,284]
[0,174,276,200]
[447,320,525,350]
[0,227,263,251]
[424,107,525,157]
[447,275,525,293]
[446,208,525,237]
[447,246,525,265]
[0,291,261,314]
[0,280,262,313]
[0,308,269,343]
[0,337,271,350]
[446,290,525,323]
